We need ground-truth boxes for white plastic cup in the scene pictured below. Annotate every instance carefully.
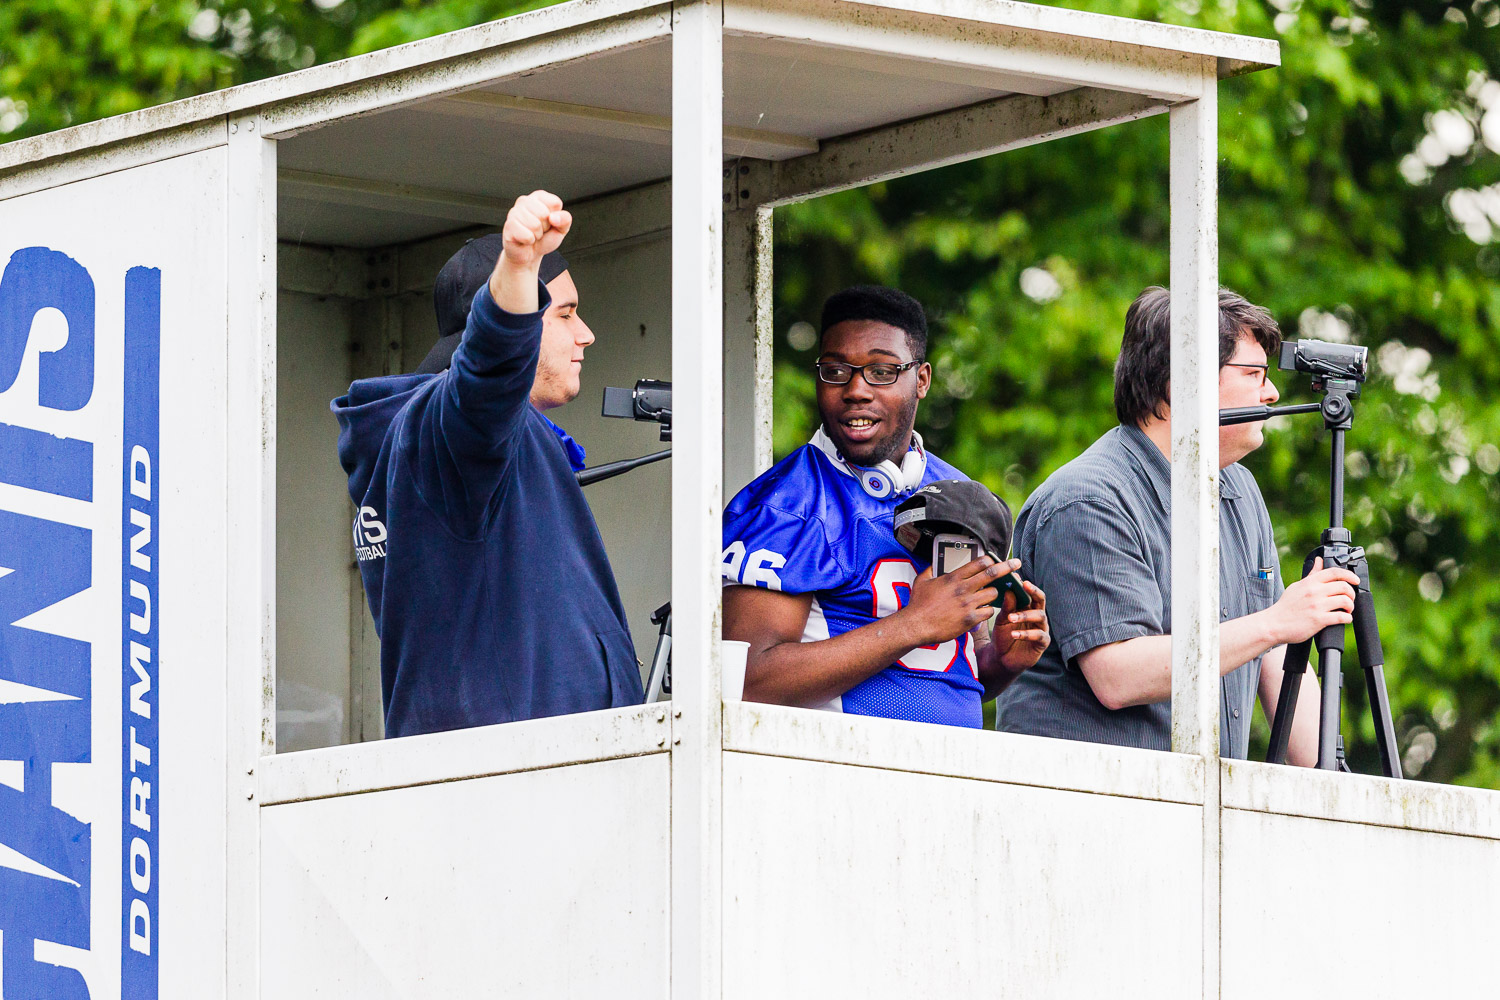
[720,639,750,701]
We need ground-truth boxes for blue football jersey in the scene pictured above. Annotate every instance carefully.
[721,438,984,728]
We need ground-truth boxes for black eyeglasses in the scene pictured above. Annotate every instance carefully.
[814,360,921,386]
[1224,361,1271,386]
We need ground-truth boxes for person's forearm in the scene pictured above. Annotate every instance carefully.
[1283,671,1322,766]
[489,258,540,314]
[1080,610,1280,710]
[742,610,926,708]
[1258,647,1322,767]
[975,637,1022,701]
[457,281,548,374]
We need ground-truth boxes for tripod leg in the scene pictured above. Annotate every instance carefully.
[644,605,672,703]
[1266,638,1311,765]
[1350,560,1403,779]
[1310,541,1350,772]
[1317,644,1343,770]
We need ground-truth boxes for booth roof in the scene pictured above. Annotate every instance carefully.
[0,0,1279,248]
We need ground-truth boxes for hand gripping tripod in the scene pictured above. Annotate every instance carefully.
[1220,372,1402,778]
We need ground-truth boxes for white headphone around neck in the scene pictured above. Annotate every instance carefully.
[811,427,928,500]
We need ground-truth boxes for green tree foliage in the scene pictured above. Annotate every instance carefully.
[3,0,1496,783]
[0,0,543,140]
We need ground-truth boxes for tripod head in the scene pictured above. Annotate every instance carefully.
[1282,339,1365,432]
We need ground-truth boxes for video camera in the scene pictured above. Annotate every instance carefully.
[1279,339,1368,383]
[576,379,673,487]
[1221,339,1370,428]
[602,379,672,441]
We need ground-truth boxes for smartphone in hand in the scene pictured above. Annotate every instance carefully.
[932,532,1032,610]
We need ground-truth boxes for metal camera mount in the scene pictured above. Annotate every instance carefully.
[576,379,674,486]
[581,380,675,700]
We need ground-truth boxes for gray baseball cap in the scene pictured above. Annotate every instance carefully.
[893,479,1016,566]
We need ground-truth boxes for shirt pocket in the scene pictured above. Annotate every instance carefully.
[596,628,644,707]
[1244,574,1276,614]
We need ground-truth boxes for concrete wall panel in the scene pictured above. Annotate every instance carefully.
[723,752,1203,999]
[260,753,670,999]
[1222,806,1500,998]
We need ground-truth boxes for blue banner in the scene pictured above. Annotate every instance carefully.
[121,266,160,999]
[0,246,96,1000]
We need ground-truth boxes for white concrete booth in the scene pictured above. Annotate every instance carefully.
[1,2,1497,998]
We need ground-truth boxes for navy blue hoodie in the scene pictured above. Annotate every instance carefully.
[332,281,642,738]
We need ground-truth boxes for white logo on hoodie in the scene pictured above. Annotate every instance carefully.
[353,506,387,561]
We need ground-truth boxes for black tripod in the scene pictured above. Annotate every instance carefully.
[1220,377,1402,778]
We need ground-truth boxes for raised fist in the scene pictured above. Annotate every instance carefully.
[501,190,572,273]
[491,190,573,312]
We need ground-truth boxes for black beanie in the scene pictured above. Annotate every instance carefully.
[416,234,569,375]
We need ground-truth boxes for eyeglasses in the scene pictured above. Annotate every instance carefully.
[814,360,921,386]
[1224,361,1272,386]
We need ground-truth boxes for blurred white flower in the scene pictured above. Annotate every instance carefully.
[1377,342,1441,399]
[1403,726,1437,775]
[1399,154,1432,185]
[786,321,816,352]
[0,97,29,135]
[1442,455,1470,483]
[1418,573,1443,602]
[188,8,220,40]
[1482,106,1500,155]
[1475,78,1500,111]
[1445,188,1495,243]
[1432,109,1476,157]
[1417,132,1450,168]
[1297,307,1352,343]
[1019,266,1061,304]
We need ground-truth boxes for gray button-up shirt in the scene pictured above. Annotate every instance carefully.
[995,425,1283,758]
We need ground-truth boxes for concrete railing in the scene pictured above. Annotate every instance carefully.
[254,701,1500,996]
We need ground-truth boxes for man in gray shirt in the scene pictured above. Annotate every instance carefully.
[995,287,1358,763]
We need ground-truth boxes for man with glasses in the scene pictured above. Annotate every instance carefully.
[995,287,1358,763]
[721,285,1050,727]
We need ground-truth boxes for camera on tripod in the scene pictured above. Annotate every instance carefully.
[602,378,672,441]
[579,378,676,696]
[1278,338,1368,384]
[1221,339,1369,430]
[1218,338,1402,779]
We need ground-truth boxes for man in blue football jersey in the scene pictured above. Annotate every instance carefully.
[721,286,1050,729]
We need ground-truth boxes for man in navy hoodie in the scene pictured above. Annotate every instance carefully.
[333,190,643,738]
